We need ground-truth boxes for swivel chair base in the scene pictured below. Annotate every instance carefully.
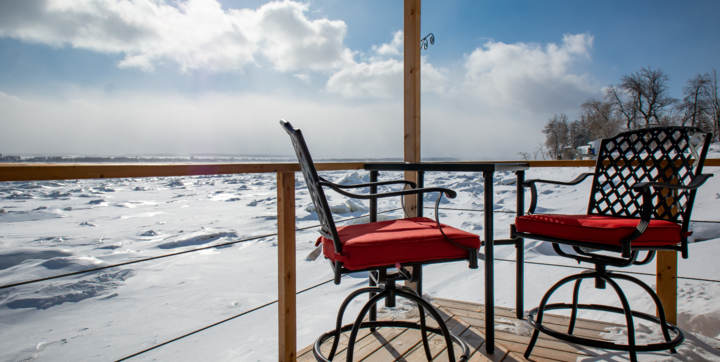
[524,270,683,362]
[314,283,469,361]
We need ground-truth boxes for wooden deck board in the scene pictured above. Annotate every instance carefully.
[298,297,700,361]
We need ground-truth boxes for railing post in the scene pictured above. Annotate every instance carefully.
[277,171,296,361]
[656,251,677,324]
[403,0,421,219]
[404,0,421,293]
[656,160,678,325]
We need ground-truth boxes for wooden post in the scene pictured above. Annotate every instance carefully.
[403,0,421,292]
[277,171,296,361]
[404,0,421,217]
[656,250,677,324]
[656,161,680,324]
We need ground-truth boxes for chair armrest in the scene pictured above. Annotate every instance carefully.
[618,174,713,257]
[523,173,593,214]
[523,172,594,187]
[631,173,713,192]
[320,179,456,200]
[317,177,417,190]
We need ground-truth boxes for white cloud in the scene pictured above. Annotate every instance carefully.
[0,0,351,73]
[326,30,449,99]
[326,59,402,99]
[421,58,449,95]
[326,31,597,108]
[252,1,353,72]
[372,30,403,57]
[323,32,599,156]
[462,33,596,113]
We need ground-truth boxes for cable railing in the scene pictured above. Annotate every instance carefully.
[116,276,336,361]
[0,203,400,360]
[113,207,401,360]
[1,160,718,360]
[0,208,402,291]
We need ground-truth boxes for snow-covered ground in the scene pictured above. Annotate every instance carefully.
[2,152,720,360]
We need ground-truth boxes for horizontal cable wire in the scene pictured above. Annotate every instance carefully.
[5,203,714,291]
[430,206,720,222]
[116,276,337,361]
[0,208,402,291]
[114,207,403,359]
[494,258,720,284]
[426,206,517,214]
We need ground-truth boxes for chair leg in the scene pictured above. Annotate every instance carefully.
[369,271,378,332]
[609,272,679,353]
[568,278,583,334]
[525,272,582,359]
[524,329,541,359]
[602,274,638,362]
[347,291,388,361]
[323,286,385,360]
[396,287,463,361]
[417,302,433,360]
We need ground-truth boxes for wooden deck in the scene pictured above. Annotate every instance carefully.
[297,298,681,361]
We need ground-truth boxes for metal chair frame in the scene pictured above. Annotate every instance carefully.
[512,127,712,362]
[281,120,476,361]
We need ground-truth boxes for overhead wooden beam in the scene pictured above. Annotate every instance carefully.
[404,0,421,217]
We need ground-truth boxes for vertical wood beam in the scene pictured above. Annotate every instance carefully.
[277,171,296,361]
[656,250,677,324]
[404,0,421,218]
[403,0,422,292]
[656,161,678,324]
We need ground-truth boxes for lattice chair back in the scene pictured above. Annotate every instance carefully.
[280,120,342,253]
[588,127,711,232]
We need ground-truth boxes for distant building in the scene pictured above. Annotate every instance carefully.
[576,140,601,160]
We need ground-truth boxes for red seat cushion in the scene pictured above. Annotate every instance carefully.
[317,217,481,271]
[515,214,683,247]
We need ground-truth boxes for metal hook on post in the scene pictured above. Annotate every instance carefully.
[420,33,435,50]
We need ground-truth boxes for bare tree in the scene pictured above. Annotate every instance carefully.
[580,99,622,139]
[708,69,720,139]
[606,85,638,129]
[609,67,676,129]
[543,113,569,160]
[677,73,712,130]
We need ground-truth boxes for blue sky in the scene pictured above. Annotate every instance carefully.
[1,0,718,159]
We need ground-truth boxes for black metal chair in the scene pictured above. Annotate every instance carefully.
[511,127,712,362]
[281,120,481,361]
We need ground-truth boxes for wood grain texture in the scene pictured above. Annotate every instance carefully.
[0,162,364,181]
[277,171,296,361]
[298,298,641,361]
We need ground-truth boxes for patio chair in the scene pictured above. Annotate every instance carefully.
[280,120,480,361]
[511,127,712,362]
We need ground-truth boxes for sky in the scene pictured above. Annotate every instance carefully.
[0,0,719,160]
